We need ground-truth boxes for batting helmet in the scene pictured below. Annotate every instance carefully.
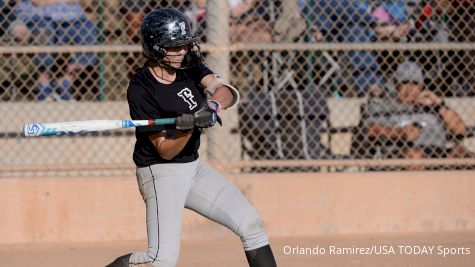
[140,8,202,68]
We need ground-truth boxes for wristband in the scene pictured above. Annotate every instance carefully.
[207,100,222,113]
[205,75,240,110]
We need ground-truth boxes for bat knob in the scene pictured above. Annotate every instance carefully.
[23,123,41,137]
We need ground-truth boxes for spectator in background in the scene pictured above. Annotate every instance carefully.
[299,0,383,97]
[117,0,156,82]
[359,61,472,170]
[184,0,274,43]
[413,0,473,96]
[11,0,99,101]
[119,0,147,44]
[415,0,456,42]
[184,0,273,92]
[228,0,272,43]
[1,1,41,100]
[273,0,307,42]
[371,1,412,42]
[119,1,190,44]
[0,0,16,39]
[185,0,207,42]
[367,1,414,84]
[454,0,475,96]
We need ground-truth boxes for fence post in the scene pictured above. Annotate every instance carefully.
[205,0,240,170]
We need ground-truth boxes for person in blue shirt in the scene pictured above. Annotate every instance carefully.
[299,0,383,97]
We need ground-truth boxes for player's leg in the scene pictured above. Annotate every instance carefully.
[185,160,277,267]
[108,162,196,267]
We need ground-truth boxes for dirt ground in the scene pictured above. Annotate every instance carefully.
[1,231,474,267]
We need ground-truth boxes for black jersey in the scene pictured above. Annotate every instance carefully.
[127,62,213,166]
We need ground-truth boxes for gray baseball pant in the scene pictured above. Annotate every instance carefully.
[129,159,270,267]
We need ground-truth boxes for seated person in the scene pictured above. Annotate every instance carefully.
[360,61,473,170]
[228,0,272,43]
[413,0,472,96]
[1,0,16,39]
[12,0,98,101]
[370,1,412,43]
[299,0,383,96]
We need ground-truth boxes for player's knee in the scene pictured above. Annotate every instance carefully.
[149,249,179,267]
[151,259,178,267]
[240,217,270,251]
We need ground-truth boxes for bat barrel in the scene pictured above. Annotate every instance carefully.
[23,118,178,137]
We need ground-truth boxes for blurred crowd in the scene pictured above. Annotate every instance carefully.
[0,0,474,165]
[1,0,474,100]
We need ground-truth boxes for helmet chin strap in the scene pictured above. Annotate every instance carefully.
[147,56,181,72]
[149,53,194,82]
[150,45,183,71]
[149,61,176,82]
[156,58,184,71]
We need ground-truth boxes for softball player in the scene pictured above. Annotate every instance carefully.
[106,8,277,267]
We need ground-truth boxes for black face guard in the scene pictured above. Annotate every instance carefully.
[152,41,204,71]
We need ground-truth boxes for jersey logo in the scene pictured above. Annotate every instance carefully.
[179,22,186,35]
[177,88,197,110]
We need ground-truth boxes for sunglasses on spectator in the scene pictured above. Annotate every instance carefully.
[400,80,421,85]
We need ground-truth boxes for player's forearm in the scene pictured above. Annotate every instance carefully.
[211,85,234,109]
[153,130,194,160]
[201,74,240,110]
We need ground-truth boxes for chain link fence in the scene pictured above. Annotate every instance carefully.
[1,0,475,177]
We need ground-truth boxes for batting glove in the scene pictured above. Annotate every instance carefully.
[176,113,195,131]
[194,105,222,128]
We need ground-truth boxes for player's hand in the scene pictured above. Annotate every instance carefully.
[417,90,442,106]
[401,123,422,141]
[194,105,222,128]
[176,113,195,130]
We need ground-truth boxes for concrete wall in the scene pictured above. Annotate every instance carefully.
[1,171,474,244]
